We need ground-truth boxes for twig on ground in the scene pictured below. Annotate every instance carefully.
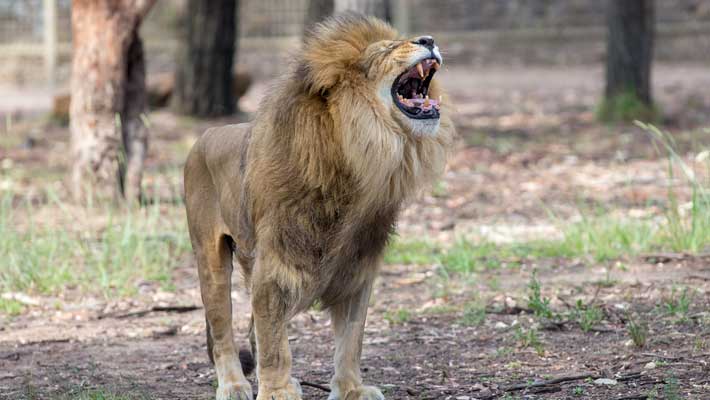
[502,371,646,395]
[485,305,531,315]
[502,373,598,391]
[641,252,710,263]
[640,353,685,361]
[300,380,331,392]
[98,305,201,319]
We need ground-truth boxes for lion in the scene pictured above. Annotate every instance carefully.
[184,14,454,400]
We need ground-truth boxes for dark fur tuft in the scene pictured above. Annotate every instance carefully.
[238,348,256,376]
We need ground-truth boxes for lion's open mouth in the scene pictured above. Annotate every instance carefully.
[391,58,441,120]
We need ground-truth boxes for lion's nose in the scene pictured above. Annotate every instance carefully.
[412,36,435,50]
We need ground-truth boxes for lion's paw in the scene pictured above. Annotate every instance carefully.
[216,381,253,400]
[256,378,302,400]
[328,385,384,400]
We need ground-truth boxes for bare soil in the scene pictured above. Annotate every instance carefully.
[1,64,710,399]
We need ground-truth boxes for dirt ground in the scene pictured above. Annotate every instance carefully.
[1,64,710,399]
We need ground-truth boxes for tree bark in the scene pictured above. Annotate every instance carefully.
[335,0,391,21]
[605,0,655,105]
[172,0,238,117]
[70,0,155,203]
[304,0,335,35]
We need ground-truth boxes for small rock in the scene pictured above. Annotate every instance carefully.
[456,396,470,400]
[594,378,618,386]
[494,321,508,330]
[644,361,657,370]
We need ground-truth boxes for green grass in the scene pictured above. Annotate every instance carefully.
[0,193,191,299]
[68,390,139,400]
[574,301,605,332]
[626,317,648,349]
[597,91,659,123]
[385,215,660,273]
[57,389,147,400]
[638,122,710,253]
[527,270,554,320]
[383,308,412,325]
[458,300,486,326]
[661,287,692,322]
[383,239,439,265]
[386,123,708,273]
[0,298,24,315]
[514,326,544,355]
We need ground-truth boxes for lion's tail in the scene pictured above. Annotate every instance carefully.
[238,348,256,376]
[205,317,257,376]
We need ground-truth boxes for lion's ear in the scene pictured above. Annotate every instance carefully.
[301,42,361,95]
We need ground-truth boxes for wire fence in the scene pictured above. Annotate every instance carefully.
[1,0,709,87]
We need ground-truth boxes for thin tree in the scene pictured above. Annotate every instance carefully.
[172,0,238,117]
[601,0,656,121]
[335,0,391,21]
[70,0,156,203]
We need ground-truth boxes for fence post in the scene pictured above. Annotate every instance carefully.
[43,0,57,89]
[392,0,409,35]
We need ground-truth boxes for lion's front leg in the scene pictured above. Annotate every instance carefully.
[328,279,384,400]
[251,263,303,400]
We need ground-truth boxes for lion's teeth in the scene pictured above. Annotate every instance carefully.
[416,63,424,78]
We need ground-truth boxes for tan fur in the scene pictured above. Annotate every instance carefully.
[184,14,454,400]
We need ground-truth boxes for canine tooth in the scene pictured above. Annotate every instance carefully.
[416,63,424,78]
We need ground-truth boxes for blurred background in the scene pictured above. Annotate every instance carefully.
[1,1,709,399]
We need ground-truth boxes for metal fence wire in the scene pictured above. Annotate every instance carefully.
[1,0,709,86]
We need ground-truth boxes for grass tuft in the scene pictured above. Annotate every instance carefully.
[597,91,659,123]
[626,317,648,349]
[527,270,554,320]
[458,300,486,326]
[0,192,191,298]
[383,308,412,325]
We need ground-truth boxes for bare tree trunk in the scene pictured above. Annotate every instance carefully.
[70,0,155,203]
[335,0,391,21]
[304,0,335,35]
[604,0,655,106]
[172,0,238,117]
[121,30,148,202]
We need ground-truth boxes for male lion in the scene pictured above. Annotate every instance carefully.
[184,14,454,400]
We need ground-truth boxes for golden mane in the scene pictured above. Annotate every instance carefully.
[249,13,454,216]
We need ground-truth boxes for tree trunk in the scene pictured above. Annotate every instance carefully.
[70,0,155,203]
[335,0,391,21]
[605,0,655,105]
[121,31,148,202]
[304,0,335,35]
[172,0,238,117]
